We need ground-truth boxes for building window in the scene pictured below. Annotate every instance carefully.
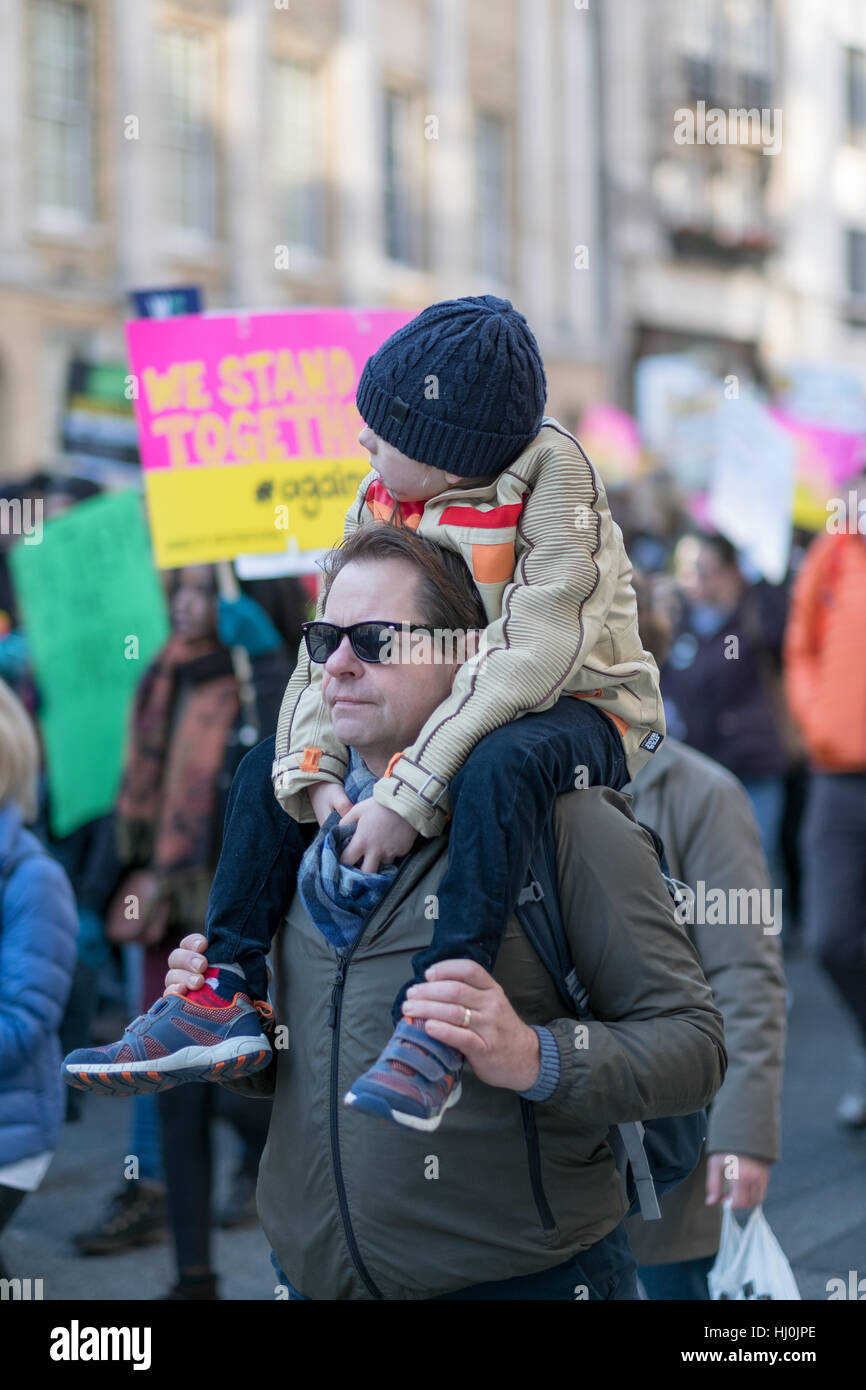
[848,229,866,298]
[846,48,866,149]
[726,0,773,106]
[661,0,776,260]
[271,58,326,255]
[31,0,93,222]
[383,88,424,266]
[674,0,773,109]
[475,112,510,283]
[158,27,218,239]
[678,0,716,102]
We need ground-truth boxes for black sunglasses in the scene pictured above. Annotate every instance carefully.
[302,619,434,664]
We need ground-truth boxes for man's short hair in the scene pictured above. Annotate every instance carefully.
[320,524,488,634]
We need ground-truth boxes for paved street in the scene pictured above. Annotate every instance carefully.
[754,950,866,1301]
[3,949,865,1302]
[2,1089,275,1302]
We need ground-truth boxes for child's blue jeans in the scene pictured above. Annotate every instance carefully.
[205,698,628,1019]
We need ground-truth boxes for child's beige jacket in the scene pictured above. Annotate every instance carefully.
[272,417,665,836]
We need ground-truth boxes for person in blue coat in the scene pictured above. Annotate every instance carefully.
[0,678,78,1273]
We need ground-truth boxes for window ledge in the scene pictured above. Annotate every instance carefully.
[379,257,432,291]
[272,242,330,276]
[469,270,512,299]
[160,230,224,267]
[31,212,106,246]
[668,225,777,264]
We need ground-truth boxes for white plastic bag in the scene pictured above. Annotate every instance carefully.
[708,1203,801,1300]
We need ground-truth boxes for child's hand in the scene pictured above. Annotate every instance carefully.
[164,934,210,996]
[338,800,418,873]
[309,780,353,827]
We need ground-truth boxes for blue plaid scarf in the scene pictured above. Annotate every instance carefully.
[297,749,403,951]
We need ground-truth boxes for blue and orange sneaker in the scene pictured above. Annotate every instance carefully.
[343,1018,463,1131]
[61,969,273,1096]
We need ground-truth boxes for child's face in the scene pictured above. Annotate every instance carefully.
[358,426,468,501]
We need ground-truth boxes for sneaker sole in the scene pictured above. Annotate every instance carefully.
[62,1035,272,1096]
[342,1080,462,1132]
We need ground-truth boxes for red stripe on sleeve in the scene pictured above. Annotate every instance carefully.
[438,496,527,529]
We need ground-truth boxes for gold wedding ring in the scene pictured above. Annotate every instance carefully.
[463,1007,472,1028]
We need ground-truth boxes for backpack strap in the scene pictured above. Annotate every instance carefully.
[514,816,662,1220]
[607,1122,660,1222]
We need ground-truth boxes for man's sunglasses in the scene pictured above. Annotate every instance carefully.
[301,620,433,664]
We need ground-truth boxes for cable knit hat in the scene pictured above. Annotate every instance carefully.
[355,295,547,477]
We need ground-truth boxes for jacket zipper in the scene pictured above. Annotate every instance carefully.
[326,853,417,1300]
[520,1098,557,1231]
[327,945,382,1299]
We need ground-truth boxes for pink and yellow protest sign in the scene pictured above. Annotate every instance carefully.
[125,309,413,567]
[770,407,865,531]
[577,403,644,485]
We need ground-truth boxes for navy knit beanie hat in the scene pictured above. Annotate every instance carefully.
[355,295,547,477]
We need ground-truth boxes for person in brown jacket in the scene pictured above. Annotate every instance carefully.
[625,574,787,1299]
[784,467,866,1127]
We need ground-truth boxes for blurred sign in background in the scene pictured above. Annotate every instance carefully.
[10,491,169,836]
[61,359,139,469]
[125,307,411,567]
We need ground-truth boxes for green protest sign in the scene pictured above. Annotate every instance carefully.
[11,490,169,837]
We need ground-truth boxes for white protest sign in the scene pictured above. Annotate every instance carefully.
[634,354,721,490]
[707,395,795,583]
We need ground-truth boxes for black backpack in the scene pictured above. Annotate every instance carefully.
[513,817,707,1222]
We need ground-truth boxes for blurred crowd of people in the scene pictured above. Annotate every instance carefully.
[0,471,311,1297]
[0,452,864,1300]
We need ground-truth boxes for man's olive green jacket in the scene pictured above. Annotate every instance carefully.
[245,786,726,1300]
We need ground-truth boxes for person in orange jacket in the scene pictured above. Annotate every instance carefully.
[784,464,866,1127]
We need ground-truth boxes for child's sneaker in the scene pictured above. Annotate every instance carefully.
[343,1017,463,1131]
[61,967,273,1096]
